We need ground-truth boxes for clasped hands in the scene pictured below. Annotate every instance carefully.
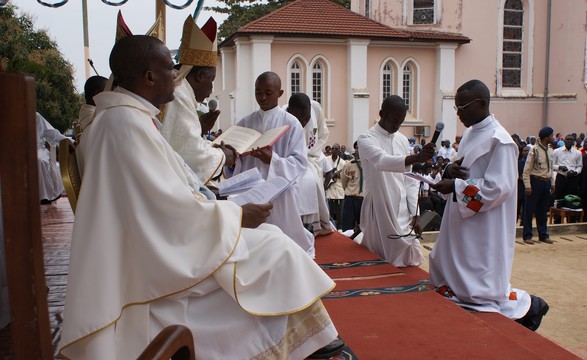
[432,158,469,195]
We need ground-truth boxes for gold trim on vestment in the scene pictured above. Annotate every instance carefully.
[179,49,217,68]
[251,301,332,360]
[59,206,245,359]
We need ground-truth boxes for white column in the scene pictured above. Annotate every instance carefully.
[219,47,236,129]
[250,35,274,82]
[234,38,252,120]
[435,44,457,143]
[347,39,370,146]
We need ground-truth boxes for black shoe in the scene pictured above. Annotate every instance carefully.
[516,295,549,331]
[308,336,346,359]
[539,237,553,244]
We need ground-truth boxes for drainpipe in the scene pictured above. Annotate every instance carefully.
[542,0,552,127]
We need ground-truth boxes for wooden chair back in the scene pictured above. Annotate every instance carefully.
[59,139,81,213]
[0,73,53,359]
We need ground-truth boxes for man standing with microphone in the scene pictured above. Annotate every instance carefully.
[358,95,435,267]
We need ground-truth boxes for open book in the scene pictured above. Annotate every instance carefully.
[215,168,264,196]
[228,176,298,206]
[212,125,289,156]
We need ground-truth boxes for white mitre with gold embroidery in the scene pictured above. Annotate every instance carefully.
[177,16,217,80]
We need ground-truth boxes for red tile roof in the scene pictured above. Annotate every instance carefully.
[220,0,470,47]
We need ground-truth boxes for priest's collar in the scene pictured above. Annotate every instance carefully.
[115,86,161,117]
[259,106,281,119]
[470,114,495,130]
[375,122,395,136]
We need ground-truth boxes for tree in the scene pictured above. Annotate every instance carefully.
[208,0,350,41]
[0,4,81,132]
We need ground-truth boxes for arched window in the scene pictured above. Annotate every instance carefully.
[312,62,324,105]
[402,63,413,113]
[365,0,371,17]
[290,61,302,94]
[382,62,394,99]
[502,0,523,88]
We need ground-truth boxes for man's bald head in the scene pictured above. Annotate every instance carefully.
[378,95,407,134]
[456,79,490,103]
[287,93,312,127]
[255,71,281,89]
[254,71,284,111]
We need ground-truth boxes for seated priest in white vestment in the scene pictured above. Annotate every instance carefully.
[76,75,108,135]
[230,72,315,257]
[430,80,549,331]
[160,16,236,184]
[285,93,334,236]
[357,96,435,267]
[59,35,344,360]
[36,112,71,204]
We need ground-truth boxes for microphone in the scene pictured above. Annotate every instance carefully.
[208,99,218,112]
[430,122,445,144]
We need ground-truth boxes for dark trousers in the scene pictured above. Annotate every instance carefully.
[341,196,363,231]
[523,176,551,240]
[328,198,343,229]
[553,174,580,223]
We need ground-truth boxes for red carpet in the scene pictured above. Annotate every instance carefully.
[315,232,580,359]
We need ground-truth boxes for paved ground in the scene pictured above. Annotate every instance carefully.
[421,234,587,359]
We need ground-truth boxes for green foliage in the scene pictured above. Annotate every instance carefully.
[208,0,350,41]
[0,4,81,132]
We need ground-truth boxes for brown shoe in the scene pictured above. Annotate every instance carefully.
[539,237,553,244]
[523,239,534,245]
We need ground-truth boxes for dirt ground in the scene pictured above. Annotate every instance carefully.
[420,234,587,359]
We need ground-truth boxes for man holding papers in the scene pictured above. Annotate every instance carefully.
[230,71,316,257]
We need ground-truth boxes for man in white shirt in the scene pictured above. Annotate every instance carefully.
[430,79,548,331]
[286,93,334,235]
[552,133,583,223]
[59,35,342,360]
[325,143,346,229]
[437,139,456,162]
[231,72,316,256]
[358,95,435,267]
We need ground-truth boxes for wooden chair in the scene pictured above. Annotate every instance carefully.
[1,73,196,360]
[58,138,81,213]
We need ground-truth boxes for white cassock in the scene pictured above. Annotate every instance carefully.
[429,115,531,318]
[234,106,315,257]
[289,100,334,235]
[358,124,424,267]
[160,78,225,183]
[77,103,96,132]
[59,88,337,360]
[36,112,69,201]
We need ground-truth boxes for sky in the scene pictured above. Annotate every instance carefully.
[11,0,228,92]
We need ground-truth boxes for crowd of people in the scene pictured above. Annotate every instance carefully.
[24,14,555,359]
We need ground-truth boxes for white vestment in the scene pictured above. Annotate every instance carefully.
[429,115,531,318]
[160,78,225,183]
[234,106,315,256]
[77,103,96,132]
[291,100,334,235]
[59,89,337,359]
[36,112,69,201]
[358,124,423,267]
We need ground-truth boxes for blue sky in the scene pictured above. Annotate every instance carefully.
[12,0,227,91]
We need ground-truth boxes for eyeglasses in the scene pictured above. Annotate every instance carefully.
[453,98,483,111]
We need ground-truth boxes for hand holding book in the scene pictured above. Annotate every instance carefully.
[212,124,289,156]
